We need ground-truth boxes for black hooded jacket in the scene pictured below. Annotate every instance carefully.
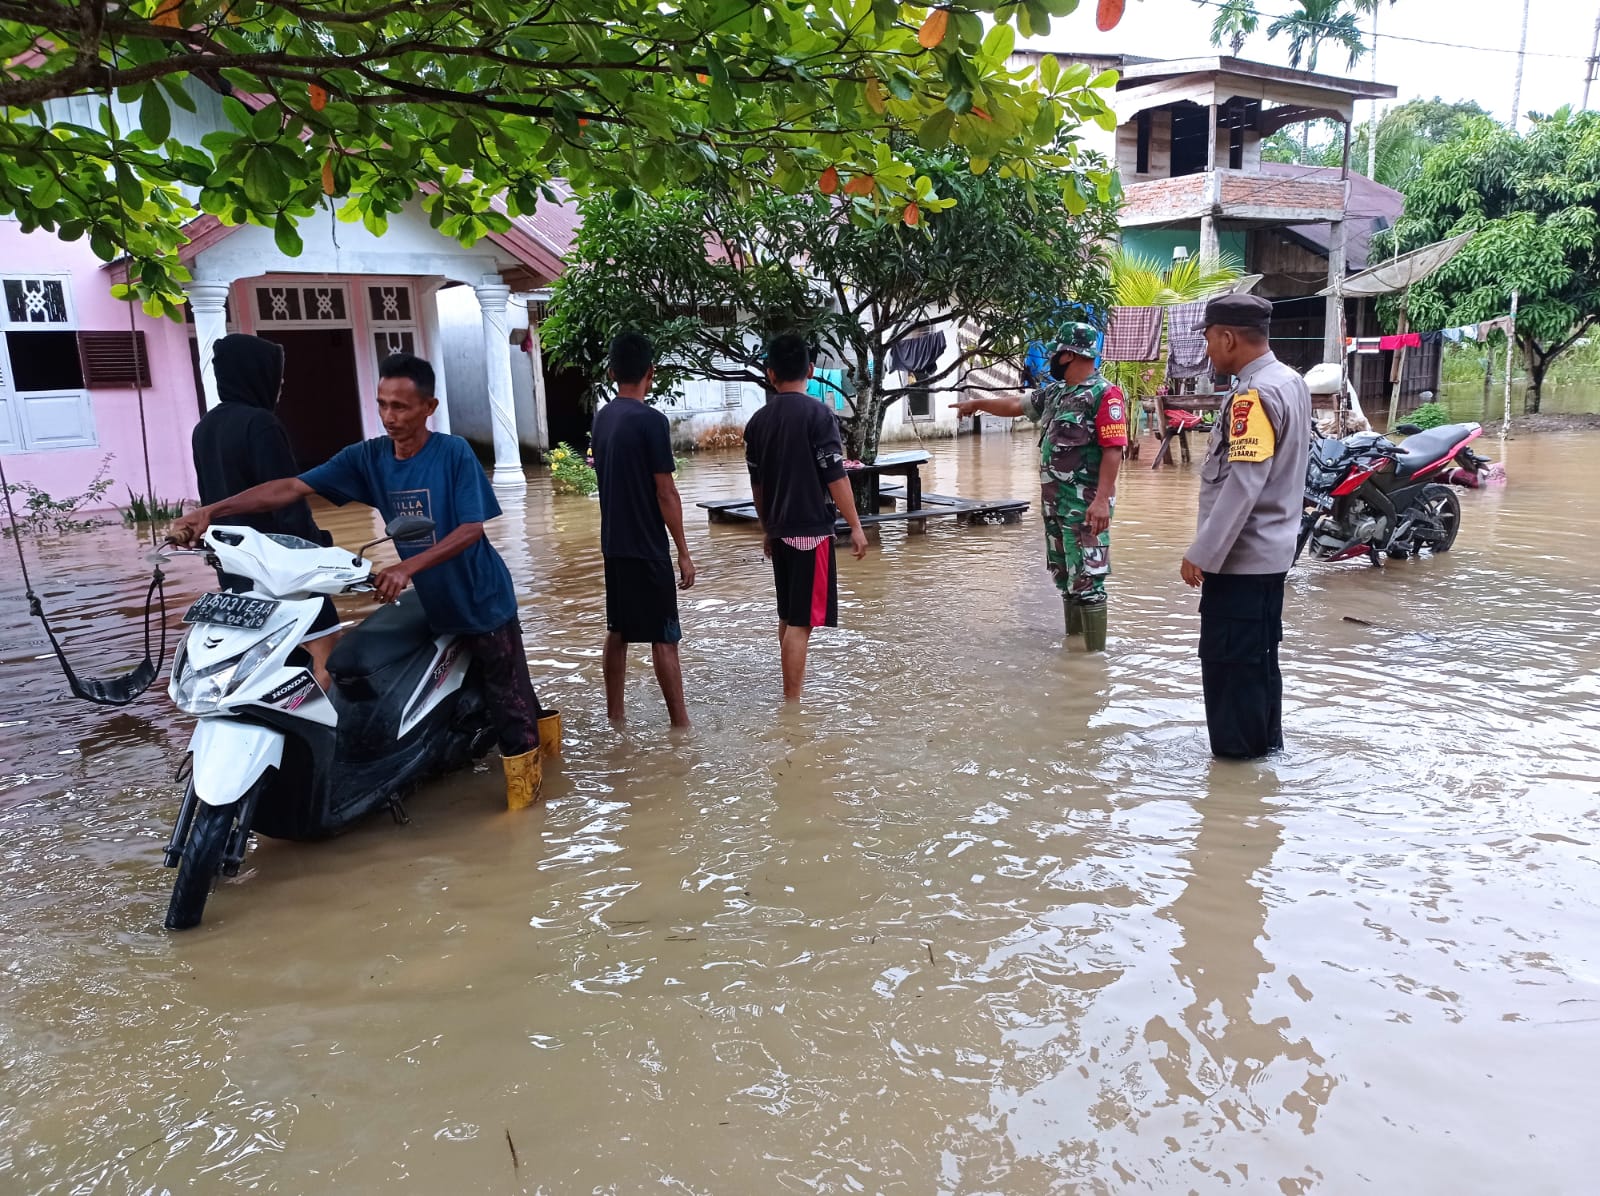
[192,333,329,546]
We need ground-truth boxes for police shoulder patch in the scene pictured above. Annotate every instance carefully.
[1227,389,1276,463]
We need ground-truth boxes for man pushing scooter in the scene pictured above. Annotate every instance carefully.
[169,353,555,809]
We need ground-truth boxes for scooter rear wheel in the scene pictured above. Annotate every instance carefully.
[164,800,236,931]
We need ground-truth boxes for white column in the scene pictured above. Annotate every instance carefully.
[1324,219,1347,363]
[1199,215,1220,265]
[525,318,551,451]
[420,282,452,435]
[474,275,522,488]
[186,281,231,410]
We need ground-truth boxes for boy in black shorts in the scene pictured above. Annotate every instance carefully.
[591,332,696,727]
[743,333,870,703]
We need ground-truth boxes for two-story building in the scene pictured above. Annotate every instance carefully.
[1011,52,1413,405]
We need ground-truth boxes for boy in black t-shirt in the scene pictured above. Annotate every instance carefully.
[743,333,870,703]
[591,332,695,726]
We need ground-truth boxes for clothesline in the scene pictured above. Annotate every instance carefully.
[1345,313,1514,355]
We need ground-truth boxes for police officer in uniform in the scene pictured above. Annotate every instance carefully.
[1180,294,1311,758]
[952,322,1128,650]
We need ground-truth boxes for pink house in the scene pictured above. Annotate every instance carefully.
[2,88,576,507]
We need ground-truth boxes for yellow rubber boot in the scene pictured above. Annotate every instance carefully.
[537,710,563,759]
[503,749,543,810]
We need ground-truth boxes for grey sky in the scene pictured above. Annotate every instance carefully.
[1022,0,1595,128]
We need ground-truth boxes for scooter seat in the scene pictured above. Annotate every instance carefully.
[1395,424,1473,473]
[328,595,435,680]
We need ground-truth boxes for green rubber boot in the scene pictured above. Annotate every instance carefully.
[1080,603,1108,653]
[1063,596,1083,637]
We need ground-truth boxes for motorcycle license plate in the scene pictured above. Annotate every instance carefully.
[182,592,281,630]
[1314,493,1334,512]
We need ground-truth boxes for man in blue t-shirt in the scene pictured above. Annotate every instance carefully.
[590,332,695,728]
[169,353,549,809]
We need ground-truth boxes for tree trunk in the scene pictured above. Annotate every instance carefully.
[1523,338,1545,415]
[842,383,886,511]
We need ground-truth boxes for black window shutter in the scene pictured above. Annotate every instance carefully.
[77,331,152,388]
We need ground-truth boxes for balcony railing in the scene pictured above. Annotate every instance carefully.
[1121,170,1347,227]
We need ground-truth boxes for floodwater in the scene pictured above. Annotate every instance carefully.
[2,427,1598,1195]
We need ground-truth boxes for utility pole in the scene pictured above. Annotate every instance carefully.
[1510,0,1531,132]
[1367,3,1379,180]
[1584,7,1600,110]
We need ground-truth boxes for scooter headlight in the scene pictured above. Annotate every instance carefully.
[173,625,295,714]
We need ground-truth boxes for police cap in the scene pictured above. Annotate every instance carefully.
[1193,293,1272,332]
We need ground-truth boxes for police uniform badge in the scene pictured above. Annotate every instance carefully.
[1226,389,1275,463]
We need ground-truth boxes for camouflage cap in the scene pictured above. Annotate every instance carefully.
[1052,322,1100,359]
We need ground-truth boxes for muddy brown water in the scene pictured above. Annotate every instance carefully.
[2,429,1597,1194]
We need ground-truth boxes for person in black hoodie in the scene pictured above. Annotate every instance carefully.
[192,333,340,688]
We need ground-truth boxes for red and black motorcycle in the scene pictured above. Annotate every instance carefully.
[1297,421,1490,566]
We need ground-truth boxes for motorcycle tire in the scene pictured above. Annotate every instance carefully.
[1417,485,1462,553]
[164,800,237,931]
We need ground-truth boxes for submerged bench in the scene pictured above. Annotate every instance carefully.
[699,492,1028,535]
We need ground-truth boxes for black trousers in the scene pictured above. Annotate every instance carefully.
[1198,572,1286,759]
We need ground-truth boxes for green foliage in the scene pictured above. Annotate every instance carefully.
[543,149,1121,461]
[1110,249,1244,307]
[2,456,113,538]
[1103,250,1243,407]
[1,0,1117,315]
[1378,108,1600,408]
[1261,100,1492,191]
[121,488,188,525]
[1406,401,1448,430]
[1266,0,1369,72]
[548,443,596,496]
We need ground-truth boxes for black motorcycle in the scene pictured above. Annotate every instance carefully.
[1297,421,1491,566]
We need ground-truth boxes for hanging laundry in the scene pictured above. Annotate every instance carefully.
[1378,334,1402,351]
[1420,330,1443,347]
[1459,324,1479,342]
[806,368,848,411]
[1164,300,1210,380]
[1101,305,1162,362]
[888,330,946,376]
[1400,332,1421,348]
[1478,315,1515,339]
[1442,327,1464,344]
[1345,336,1383,355]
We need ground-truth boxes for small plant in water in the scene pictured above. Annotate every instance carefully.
[122,489,189,526]
[2,455,114,539]
[694,422,745,452]
[548,441,598,496]
[1407,401,1449,430]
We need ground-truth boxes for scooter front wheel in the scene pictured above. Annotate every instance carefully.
[164,800,237,931]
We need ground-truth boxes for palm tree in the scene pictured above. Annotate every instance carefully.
[1208,0,1259,56]
[1104,250,1244,412]
[1266,0,1369,74]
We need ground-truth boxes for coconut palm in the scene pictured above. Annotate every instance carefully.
[1267,0,1369,74]
[1208,0,1259,56]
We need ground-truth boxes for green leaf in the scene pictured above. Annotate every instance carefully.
[919,109,956,150]
[448,120,477,166]
[250,102,281,142]
[274,212,304,256]
[1088,69,1120,90]
[140,87,172,143]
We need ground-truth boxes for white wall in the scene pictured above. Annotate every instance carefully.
[436,284,542,451]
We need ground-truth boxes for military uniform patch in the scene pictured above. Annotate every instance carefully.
[1226,389,1276,463]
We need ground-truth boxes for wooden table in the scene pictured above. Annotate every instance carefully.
[846,449,929,513]
[698,447,1029,533]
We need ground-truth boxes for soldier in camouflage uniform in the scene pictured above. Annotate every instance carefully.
[952,322,1129,650]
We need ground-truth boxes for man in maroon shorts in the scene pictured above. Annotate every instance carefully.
[743,333,870,703]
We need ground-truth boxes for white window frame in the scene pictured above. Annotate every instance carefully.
[0,272,96,454]
[250,281,354,330]
[366,281,420,373]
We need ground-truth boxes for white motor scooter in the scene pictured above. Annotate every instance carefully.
[159,517,492,930]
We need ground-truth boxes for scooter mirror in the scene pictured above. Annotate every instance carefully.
[1393,423,1423,436]
[384,515,436,541]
